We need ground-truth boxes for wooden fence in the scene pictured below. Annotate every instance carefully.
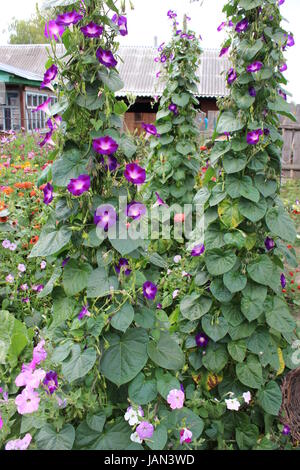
[281,104,300,179]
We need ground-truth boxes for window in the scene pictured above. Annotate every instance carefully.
[26,92,57,131]
[0,91,21,131]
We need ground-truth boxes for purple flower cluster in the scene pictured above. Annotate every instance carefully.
[112,14,128,36]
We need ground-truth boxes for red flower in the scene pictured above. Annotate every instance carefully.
[30,236,39,245]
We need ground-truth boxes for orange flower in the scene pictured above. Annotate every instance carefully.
[30,190,37,197]
[0,201,7,211]
[200,146,207,151]
[18,192,25,197]
[33,224,41,230]
[1,186,13,195]
[14,182,33,190]
[30,236,39,245]
[39,184,46,191]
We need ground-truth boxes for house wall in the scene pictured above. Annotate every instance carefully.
[123,97,219,134]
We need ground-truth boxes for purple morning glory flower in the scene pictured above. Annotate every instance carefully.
[141,122,159,136]
[195,332,209,348]
[124,163,146,185]
[217,22,226,32]
[264,128,270,136]
[247,129,263,145]
[112,14,128,36]
[227,68,237,85]
[78,304,90,320]
[279,63,287,72]
[154,192,167,207]
[282,425,290,435]
[167,10,177,19]
[278,89,287,101]
[191,244,205,257]
[157,303,162,309]
[43,183,54,205]
[62,257,70,268]
[41,64,58,89]
[56,10,83,26]
[249,86,257,97]
[264,237,275,251]
[136,421,154,440]
[278,0,285,5]
[169,103,178,115]
[94,205,117,231]
[43,371,58,395]
[39,130,54,147]
[160,54,167,63]
[219,47,229,57]
[235,18,249,33]
[80,22,103,38]
[96,48,117,68]
[67,174,90,196]
[33,97,51,114]
[247,61,263,73]
[281,274,287,289]
[143,281,158,300]
[127,202,147,220]
[286,34,295,47]
[106,155,119,172]
[44,20,65,41]
[93,136,119,155]
[115,258,131,276]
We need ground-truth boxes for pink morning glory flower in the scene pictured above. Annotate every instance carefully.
[67,174,91,196]
[44,20,65,41]
[5,433,32,451]
[18,263,26,273]
[143,281,158,300]
[93,136,119,155]
[40,261,47,270]
[96,48,118,68]
[167,389,185,410]
[32,339,47,367]
[43,183,54,205]
[124,163,146,185]
[15,388,40,415]
[136,421,154,440]
[15,367,46,389]
[180,428,193,445]
[6,274,14,283]
[41,64,58,89]
[80,22,103,37]
[225,398,241,411]
[2,239,11,249]
[56,10,83,26]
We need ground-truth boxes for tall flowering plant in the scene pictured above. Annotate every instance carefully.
[181,0,298,449]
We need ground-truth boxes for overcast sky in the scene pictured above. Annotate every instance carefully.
[0,0,299,102]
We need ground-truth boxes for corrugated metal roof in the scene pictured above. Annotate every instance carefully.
[0,62,43,82]
[0,44,230,98]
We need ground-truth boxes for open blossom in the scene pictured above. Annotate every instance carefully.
[235,18,249,33]
[143,281,158,300]
[195,332,209,348]
[31,339,47,367]
[15,366,46,389]
[243,391,251,404]
[174,255,181,263]
[225,398,241,411]
[94,205,117,231]
[286,34,295,47]
[5,433,32,451]
[44,20,65,41]
[136,421,154,440]
[141,122,159,136]
[247,61,263,73]
[280,63,287,72]
[167,389,185,410]
[56,10,83,26]
[180,428,193,445]
[80,22,103,37]
[43,371,58,394]
[124,406,144,426]
[78,304,91,320]
[6,274,14,283]
[115,258,131,276]
[127,201,146,220]
[67,174,91,196]
[2,239,11,249]
[282,425,290,435]
[112,14,128,36]
[40,261,47,270]
[169,103,178,115]
[130,432,143,444]
[41,64,58,89]
[18,264,26,273]
[247,129,263,145]
[191,244,205,257]
[172,289,180,299]
[96,48,118,68]
[43,183,54,205]
[93,136,119,155]
[15,388,40,415]
[124,163,146,185]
